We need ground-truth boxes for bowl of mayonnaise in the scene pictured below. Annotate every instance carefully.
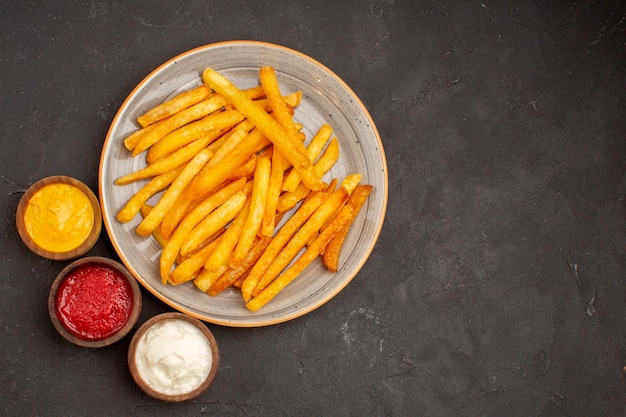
[127,312,219,402]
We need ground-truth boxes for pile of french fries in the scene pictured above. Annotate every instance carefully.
[114,66,372,311]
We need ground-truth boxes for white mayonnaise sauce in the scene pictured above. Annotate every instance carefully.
[134,319,213,396]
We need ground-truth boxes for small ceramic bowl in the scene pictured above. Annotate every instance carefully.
[16,175,102,261]
[48,256,142,348]
[128,312,220,402]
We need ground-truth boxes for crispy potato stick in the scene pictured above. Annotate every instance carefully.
[322,185,372,272]
[158,178,247,283]
[123,122,160,151]
[281,124,333,192]
[135,148,213,236]
[115,133,214,185]
[276,138,339,212]
[229,155,271,267]
[116,167,182,223]
[240,191,328,301]
[169,238,221,285]
[246,204,354,312]
[204,199,250,272]
[146,109,244,162]
[131,95,227,156]
[180,191,247,256]
[261,147,287,236]
[193,265,229,292]
[139,204,168,248]
[340,173,363,195]
[202,68,324,191]
[259,66,301,145]
[137,85,211,128]
[207,233,272,296]
[186,127,271,200]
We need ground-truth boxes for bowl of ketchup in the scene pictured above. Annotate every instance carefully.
[48,256,142,348]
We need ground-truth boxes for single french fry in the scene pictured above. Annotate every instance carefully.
[340,173,363,195]
[124,121,161,151]
[158,178,247,283]
[204,199,250,272]
[322,185,372,272]
[229,155,271,267]
[251,188,348,298]
[116,167,182,223]
[137,85,211,128]
[246,204,354,312]
[202,68,324,191]
[193,265,229,292]
[186,127,271,200]
[135,148,212,236]
[259,66,301,144]
[180,191,247,256]
[146,109,244,163]
[281,124,333,192]
[240,191,328,301]
[115,133,214,185]
[139,204,168,248]
[131,95,227,156]
[168,238,220,285]
[261,147,287,236]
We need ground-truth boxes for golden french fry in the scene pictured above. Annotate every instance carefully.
[135,148,212,237]
[207,120,255,164]
[168,238,221,285]
[131,95,227,156]
[246,204,354,312]
[137,85,211,128]
[186,127,271,200]
[229,155,271,267]
[146,109,244,163]
[158,178,247,283]
[322,184,372,272]
[259,66,301,144]
[240,190,328,301]
[139,204,168,248]
[340,173,363,195]
[193,265,229,292]
[202,68,324,191]
[116,167,182,223]
[180,191,247,256]
[261,147,287,236]
[281,124,333,192]
[115,133,214,186]
[204,199,250,272]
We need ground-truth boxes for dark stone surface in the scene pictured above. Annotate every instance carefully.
[1,1,625,416]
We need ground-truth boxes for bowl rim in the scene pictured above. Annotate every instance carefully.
[127,312,220,402]
[16,175,103,261]
[48,256,142,348]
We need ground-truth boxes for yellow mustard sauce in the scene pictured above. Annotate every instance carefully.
[23,183,94,253]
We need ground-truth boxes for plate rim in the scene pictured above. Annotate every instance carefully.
[98,40,388,327]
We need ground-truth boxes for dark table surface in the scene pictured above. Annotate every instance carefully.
[2,1,625,416]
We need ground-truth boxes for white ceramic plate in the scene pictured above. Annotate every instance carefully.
[99,41,387,327]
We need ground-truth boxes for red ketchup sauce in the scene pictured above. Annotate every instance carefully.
[54,262,134,341]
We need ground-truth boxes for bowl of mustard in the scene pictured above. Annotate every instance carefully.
[16,176,102,261]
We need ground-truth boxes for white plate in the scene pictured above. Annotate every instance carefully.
[98,41,387,327]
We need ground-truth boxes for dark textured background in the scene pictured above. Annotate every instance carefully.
[2,1,625,416]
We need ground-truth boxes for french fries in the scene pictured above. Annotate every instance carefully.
[114,66,373,311]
